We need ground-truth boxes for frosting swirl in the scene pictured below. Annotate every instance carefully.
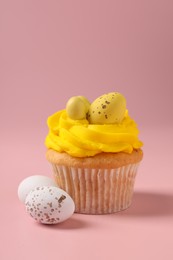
[45,109,143,157]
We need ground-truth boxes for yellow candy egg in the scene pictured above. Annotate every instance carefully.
[88,92,126,124]
[78,96,90,112]
[66,96,90,120]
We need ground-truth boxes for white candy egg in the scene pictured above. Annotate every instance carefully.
[25,186,75,224]
[18,175,57,203]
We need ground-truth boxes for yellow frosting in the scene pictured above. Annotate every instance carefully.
[45,109,143,157]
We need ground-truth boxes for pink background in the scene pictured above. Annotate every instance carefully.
[1,0,173,259]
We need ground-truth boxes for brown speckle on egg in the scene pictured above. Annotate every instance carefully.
[58,195,66,203]
[47,202,52,207]
[44,213,49,218]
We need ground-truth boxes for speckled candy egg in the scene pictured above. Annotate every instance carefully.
[25,186,75,224]
[18,175,57,203]
[88,92,126,124]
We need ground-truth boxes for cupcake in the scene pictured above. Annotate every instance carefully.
[45,92,143,214]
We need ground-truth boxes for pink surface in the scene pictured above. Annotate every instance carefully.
[1,1,173,259]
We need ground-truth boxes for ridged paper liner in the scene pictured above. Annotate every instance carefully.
[51,163,139,214]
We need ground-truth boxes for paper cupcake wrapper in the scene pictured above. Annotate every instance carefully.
[51,163,140,214]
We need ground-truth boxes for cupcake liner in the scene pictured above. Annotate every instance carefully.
[51,163,140,214]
